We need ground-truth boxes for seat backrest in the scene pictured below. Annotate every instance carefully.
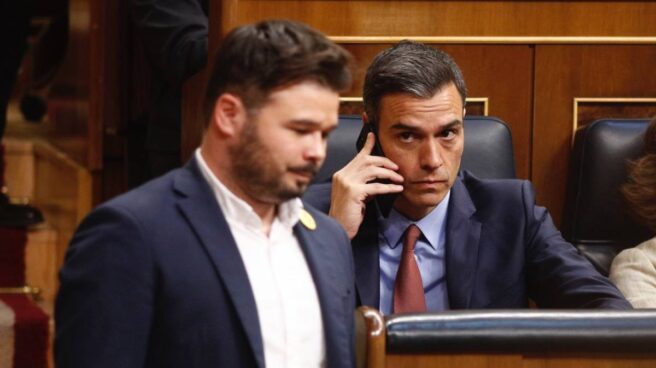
[563,118,653,275]
[312,115,516,184]
[385,309,656,354]
[356,306,656,368]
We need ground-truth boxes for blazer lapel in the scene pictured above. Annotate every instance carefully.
[445,175,482,309]
[294,216,348,368]
[351,205,381,308]
[173,160,265,368]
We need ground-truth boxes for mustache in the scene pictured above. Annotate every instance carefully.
[289,163,320,176]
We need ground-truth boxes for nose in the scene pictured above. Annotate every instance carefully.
[303,131,327,163]
[419,140,444,171]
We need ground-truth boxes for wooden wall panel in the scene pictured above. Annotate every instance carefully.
[219,1,656,37]
[46,0,91,167]
[93,0,130,201]
[421,45,533,180]
[575,99,656,130]
[41,0,129,203]
[533,45,656,224]
[181,0,656,221]
[47,0,126,170]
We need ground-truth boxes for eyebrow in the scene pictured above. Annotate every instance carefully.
[286,118,339,131]
[389,119,463,132]
[287,118,323,126]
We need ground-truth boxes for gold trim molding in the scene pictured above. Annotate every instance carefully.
[330,36,656,45]
[341,97,488,115]
[572,97,656,144]
[0,285,42,298]
[467,97,489,116]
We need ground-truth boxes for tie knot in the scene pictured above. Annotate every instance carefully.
[403,224,422,252]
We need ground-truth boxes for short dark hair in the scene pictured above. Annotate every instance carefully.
[622,117,656,232]
[203,20,352,125]
[363,40,467,125]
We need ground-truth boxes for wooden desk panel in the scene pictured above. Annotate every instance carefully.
[385,354,656,368]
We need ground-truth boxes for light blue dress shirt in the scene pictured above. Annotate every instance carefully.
[378,191,450,314]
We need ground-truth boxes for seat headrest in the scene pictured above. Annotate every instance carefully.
[564,119,652,248]
[563,119,653,274]
[462,116,516,179]
[312,115,516,184]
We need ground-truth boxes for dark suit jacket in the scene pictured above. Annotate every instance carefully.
[303,171,631,310]
[131,0,208,156]
[55,159,356,368]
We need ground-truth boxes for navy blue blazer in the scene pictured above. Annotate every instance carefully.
[55,159,356,368]
[303,171,631,310]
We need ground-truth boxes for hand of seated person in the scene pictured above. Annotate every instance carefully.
[329,132,404,239]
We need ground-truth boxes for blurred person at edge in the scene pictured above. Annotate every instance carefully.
[611,117,656,308]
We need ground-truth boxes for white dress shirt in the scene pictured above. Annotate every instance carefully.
[196,149,325,367]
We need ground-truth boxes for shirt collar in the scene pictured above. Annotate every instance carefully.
[194,149,302,230]
[378,190,451,250]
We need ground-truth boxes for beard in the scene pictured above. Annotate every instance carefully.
[229,121,320,204]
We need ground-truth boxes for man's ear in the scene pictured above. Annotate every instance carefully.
[362,112,370,125]
[210,93,246,137]
[463,107,466,117]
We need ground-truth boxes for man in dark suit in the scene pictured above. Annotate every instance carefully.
[304,40,630,313]
[56,20,356,368]
[131,0,208,180]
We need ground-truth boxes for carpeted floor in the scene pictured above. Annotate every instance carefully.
[0,227,49,368]
[0,228,26,287]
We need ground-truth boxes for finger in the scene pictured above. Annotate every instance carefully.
[357,132,376,156]
[362,166,404,184]
[364,155,399,171]
[364,183,404,196]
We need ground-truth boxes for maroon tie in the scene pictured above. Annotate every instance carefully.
[393,224,427,313]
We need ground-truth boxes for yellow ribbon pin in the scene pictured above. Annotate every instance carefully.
[299,209,317,230]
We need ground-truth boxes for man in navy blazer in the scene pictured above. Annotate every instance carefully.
[56,20,356,367]
[130,0,208,178]
[304,40,630,313]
